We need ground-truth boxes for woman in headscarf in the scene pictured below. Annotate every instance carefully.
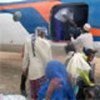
[38,60,76,100]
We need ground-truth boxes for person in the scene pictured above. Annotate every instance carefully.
[21,27,52,99]
[52,8,77,41]
[64,27,81,54]
[83,48,97,83]
[38,60,76,100]
[66,48,97,100]
[69,24,96,80]
[64,27,81,66]
[20,30,37,97]
[76,48,97,100]
[71,23,94,52]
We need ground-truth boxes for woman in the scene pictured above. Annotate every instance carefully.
[38,60,76,100]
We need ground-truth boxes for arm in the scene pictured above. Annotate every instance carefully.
[46,78,61,100]
[48,43,53,61]
[71,36,75,43]
[71,36,80,45]
[46,91,51,100]
[22,41,30,75]
[21,45,24,58]
[89,69,95,83]
[89,61,95,83]
[78,68,94,86]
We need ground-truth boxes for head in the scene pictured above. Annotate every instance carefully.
[62,10,68,18]
[45,60,67,84]
[69,27,81,38]
[83,48,97,62]
[83,23,91,32]
[13,11,22,21]
[65,43,76,54]
[62,9,74,21]
[35,27,47,38]
[38,30,46,38]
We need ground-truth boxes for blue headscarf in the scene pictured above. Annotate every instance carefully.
[38,60,76,100]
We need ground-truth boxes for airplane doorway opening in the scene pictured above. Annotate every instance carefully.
[50,3,88,41]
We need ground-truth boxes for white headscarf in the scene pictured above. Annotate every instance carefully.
[83,23,91,31]
[35,27,48,37]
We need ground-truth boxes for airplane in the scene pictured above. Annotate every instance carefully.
[0,0,100,56]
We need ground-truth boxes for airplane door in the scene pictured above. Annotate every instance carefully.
[50,3,88,41]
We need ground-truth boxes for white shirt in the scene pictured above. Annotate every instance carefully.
[71,33,94,52]
[23,37,52,80]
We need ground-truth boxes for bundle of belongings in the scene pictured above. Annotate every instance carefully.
[67,52,94,86]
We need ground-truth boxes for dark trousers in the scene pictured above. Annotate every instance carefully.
[20,73,27,91]
[53,18,64,41]
[76,80,88,100]
[30,76,46,99]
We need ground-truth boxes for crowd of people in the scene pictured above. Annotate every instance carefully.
[19,20,98,100]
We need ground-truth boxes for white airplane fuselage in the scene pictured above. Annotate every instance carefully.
[0,13,100,57]
[0,13,29,52]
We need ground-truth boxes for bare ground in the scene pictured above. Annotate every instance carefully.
[0,51,100,94]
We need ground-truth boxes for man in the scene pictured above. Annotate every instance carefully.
[69,23,97,82]
[20,27,52,99]
[71,23,94,52]
[52,8,76,41]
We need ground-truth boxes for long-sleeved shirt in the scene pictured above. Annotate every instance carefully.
[23,37,52,80]
[71,33,94,52]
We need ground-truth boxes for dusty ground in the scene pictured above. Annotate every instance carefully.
[0,52,22,94]
[0,51,100,94]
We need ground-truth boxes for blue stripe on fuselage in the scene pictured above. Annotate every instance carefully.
[93,36,100,42]
[0,7,48,34]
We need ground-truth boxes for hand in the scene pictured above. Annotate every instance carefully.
[22,68,28,76]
